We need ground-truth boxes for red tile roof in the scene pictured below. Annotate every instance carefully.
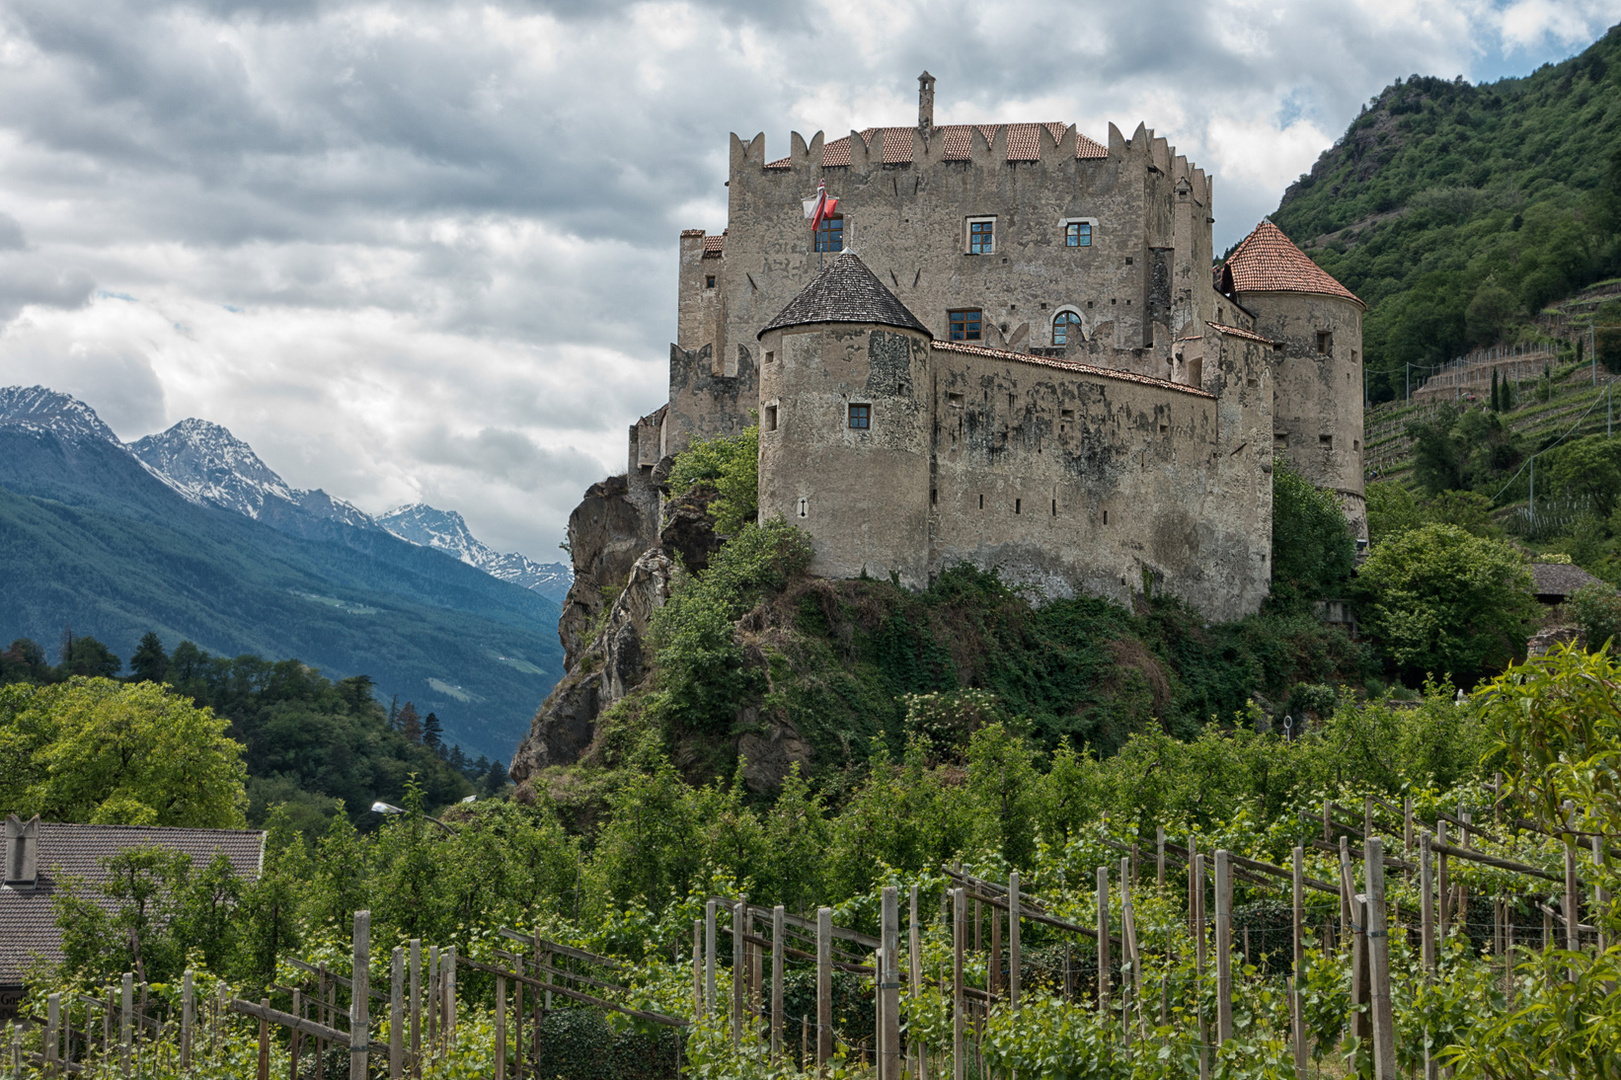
[680,228,705,238]
[702,235,724,257]
[1221,221,1363,307]
[931,340,1213,398]
[768,124,1108,169]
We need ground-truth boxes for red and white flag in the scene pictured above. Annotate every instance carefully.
[804,181,838,232]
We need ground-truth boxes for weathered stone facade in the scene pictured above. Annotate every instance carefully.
[632,79,1365,614]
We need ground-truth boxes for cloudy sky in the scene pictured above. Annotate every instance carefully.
[0,0,1617,560]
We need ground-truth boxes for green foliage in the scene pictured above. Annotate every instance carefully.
[1569,582,1621,650]
[1269,459,1355,607]
[667,426,760,536]
[1271,33,1621,402]
[1353,523,1537,683]
[1365,481,1425,544]
[0,677,247,827]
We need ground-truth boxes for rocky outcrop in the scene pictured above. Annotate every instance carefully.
[659,486,724,573]
[511,548,674,785]
[557,476,655,669]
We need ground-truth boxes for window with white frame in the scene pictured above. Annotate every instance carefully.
[966,217,996,255]
[1060,217,1097,248]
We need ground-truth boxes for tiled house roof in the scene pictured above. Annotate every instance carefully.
[931,340,1214,398]
[1530,561,1610,601]
[767,124,1109,168]
[702,235,725,257]
[1220,221,1363,307]
[0,822,265,987]
[758,251,931,337]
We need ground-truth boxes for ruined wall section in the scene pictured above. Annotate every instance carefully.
[1241,291,1367,541]
[757,323,934,587]
[925,334,1271,621]
[666,340,758,458]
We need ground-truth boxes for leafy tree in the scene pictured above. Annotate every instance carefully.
[1269,459,1355,607]
[1567,582,1621,651]
[0,638,50,685]
[128,632,170,684]
[965,723,1041,870]
[58,634,121,678]
[1352,523,1537,683]
[1408,409,1468,495]
[666,426,759,535]
[0,678,247,827]
[1365,481,1425,544]
[1541,433,1621,517]
[1423,489,1500,537]
[1465,281,1517,346]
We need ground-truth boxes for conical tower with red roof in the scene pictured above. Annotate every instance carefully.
[1220,220,1368,542]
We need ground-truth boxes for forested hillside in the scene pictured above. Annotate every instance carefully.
[1270,24,1621,401]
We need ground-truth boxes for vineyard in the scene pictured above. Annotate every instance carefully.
[7,644,1621,1079]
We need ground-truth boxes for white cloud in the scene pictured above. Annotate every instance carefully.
[0,0,1617,559]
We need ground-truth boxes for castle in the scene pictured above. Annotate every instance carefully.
[623,75,1365,621]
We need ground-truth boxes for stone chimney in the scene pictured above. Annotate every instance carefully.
[5,814,39,890]
[918,71,936,136]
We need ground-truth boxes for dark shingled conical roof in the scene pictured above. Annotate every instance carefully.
[758,251,931,338]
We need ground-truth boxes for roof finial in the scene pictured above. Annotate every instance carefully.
[918,71,935,136]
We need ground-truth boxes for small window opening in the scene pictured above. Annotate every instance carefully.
[948,309,982,341]
[1015,498,1021,515]
[1102,509,1108,525]
[1125,257,1133,266]
[765,351,775,364]
[1061,408,1075,421]
[1159,422,1169,434]
[1274,432,1289,449]
[1064,221,1092,247]
[931,488,937,505]
[1316,331,1331,354]
[1053,311,1083,346]
[764,405,778,431]
[848,403,870,429]
[978,494,984,510]
[705,275,716,288]
[1320,434,1333,448]
[947,391,965,408]
[1246,376,1258,389]
[1353,439,1361,451]
[815,215,844,253]
[1087,300,1094,308]
[967,218,995,255]
[1051,499,1058,517]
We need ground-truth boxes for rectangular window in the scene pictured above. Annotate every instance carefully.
[764,405,778,431]
[1064,221,1093,247]
[948,309,982,341]
[967,217,995,255]
[1275,432,1289,449]
[705,275,716,288]
[1317,331,1331,354]
[815,216,844,253]
[848,403,870,429]
[946,391,965,408]
[1061,408,1075,421]
[1320,434,1333,447]
[1015,498,1021,515]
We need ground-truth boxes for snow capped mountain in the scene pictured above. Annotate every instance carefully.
[2,385,570,600]
[378,504,572,599]
[0,385,123,445]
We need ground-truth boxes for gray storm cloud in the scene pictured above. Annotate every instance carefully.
[0,0,1615,558]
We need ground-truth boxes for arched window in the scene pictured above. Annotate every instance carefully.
[1053,310,1084,346]
[815,215,844,252]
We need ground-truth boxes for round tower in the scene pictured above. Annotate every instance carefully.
[755,251,934,586]
[1221,221,1368,541]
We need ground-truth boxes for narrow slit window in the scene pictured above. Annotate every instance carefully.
[1015,498,1021,515]
[848,403,870,430]
[1051,499,1057,517]
[764,405,778,431]
[978,494,984,510]
[1317,331,1331,354]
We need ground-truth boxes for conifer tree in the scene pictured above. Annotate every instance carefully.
[422,711,443,751]
[1491,368,1500,411]
[397,701,421,743]
[129,632,170,684]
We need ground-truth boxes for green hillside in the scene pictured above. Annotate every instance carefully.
[1270,24,1621,402]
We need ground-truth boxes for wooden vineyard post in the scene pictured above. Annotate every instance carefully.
[1097,866,1111,1012]
[443,947,456,1053]
[692,921,704,1020]
[121,972,132,1079]
[1404,797,1414,878]
[909,886,925,1080]
[772,906,785,1055]
[705,900,718,1019]
[1323,801,1331,844]
[1437,822,1450,942]
[1338,836,1353,945]
[1594,837,1609,952]
[881,886,900,1080]
[513,955,526,1080]
[494,971,506,1080]
[1366,839,1398,1080]
[409,939,421,1079]
[1195,853,1208,1080]
[181,969,194,1069]
[1157,825,1167,890]
[732,900,745,1045]
[816,906,833,1068]
[426,946,439,1052]
[1187,835,1199,932]
[351,911,370,1080]
[1421,833,1436,974]
[291,990,303,1080]
[391,947,404,1080]
[1364,795,1374,844]
[1565,815,1580,952]
[952,889,965,1080]
[1121,856,1140,1045]
[258,997,270,1080]
[1292,847,1306,1080]
[1342,837,1371,1045]
[989,898,1001,1000]
[1214,850,1232,1046]
[749,902,762,1026]
[1008,871,1021,1012]
[45,992,58,1077]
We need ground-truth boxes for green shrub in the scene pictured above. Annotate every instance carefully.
[1569,582,1621,651]
[667,427,759,536]
[1270,459,1356,608]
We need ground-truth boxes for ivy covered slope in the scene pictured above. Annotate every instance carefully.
[527,432,1374,812]
[1270,23,1621,402]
